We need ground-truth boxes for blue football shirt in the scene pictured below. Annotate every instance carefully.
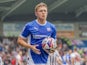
[20,20,56,64]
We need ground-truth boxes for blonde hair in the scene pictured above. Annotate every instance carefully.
[35,2,47,12]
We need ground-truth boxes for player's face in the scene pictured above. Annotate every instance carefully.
[35,6,48,20]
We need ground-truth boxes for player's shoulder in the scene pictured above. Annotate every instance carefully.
[47,21,55,27]
[25,20,36,26]
[47,21,56,32]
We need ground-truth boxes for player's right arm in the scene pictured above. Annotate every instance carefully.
[17,36,32,48]
[17,23,40,54]
[17,36,41,54]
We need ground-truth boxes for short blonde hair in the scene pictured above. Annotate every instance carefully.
[35,2,47,12]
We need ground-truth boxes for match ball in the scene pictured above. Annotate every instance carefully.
[42,37,57,53]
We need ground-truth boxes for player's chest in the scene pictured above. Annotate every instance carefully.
[30,26,52,35]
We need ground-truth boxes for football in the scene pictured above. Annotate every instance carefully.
[42,37,57,53]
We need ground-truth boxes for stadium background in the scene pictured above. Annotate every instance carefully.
[0,0,87,64]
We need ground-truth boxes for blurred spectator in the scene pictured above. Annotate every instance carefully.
[71,48,81,65]
[16,50,23,65]
[0,56,3,65]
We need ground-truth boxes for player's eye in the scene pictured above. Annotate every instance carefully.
[39,10,47,12]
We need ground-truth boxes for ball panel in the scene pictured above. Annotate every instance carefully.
[42,37,57,53]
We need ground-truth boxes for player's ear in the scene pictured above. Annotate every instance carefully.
[35,11,37,17]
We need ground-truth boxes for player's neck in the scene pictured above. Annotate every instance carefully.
[37,19,46,24]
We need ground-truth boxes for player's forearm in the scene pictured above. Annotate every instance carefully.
[17,37,32,49]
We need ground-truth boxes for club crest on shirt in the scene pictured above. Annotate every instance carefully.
[47,28,51,32]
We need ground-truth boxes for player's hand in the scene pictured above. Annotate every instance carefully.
[44,49,55,54]
[49,49,55,53]
[31,45,41,54]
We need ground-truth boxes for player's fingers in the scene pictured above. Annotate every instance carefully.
[33,45,41,54]
[34,44,39,47]
[35,49,41,54]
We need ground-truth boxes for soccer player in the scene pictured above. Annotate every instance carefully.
[17,2,56,65]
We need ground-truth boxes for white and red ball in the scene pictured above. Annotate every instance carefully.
[42,37,57,53]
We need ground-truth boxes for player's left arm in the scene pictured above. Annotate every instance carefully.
[50,25,57,53]
[51,25,57,39]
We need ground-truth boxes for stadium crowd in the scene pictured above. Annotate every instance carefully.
[0,37,28,65]
[0,37,87,65]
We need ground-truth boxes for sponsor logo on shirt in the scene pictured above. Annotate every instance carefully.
[33,35,48,39]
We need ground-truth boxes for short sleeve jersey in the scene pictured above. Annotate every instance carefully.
[20,20,56,64]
